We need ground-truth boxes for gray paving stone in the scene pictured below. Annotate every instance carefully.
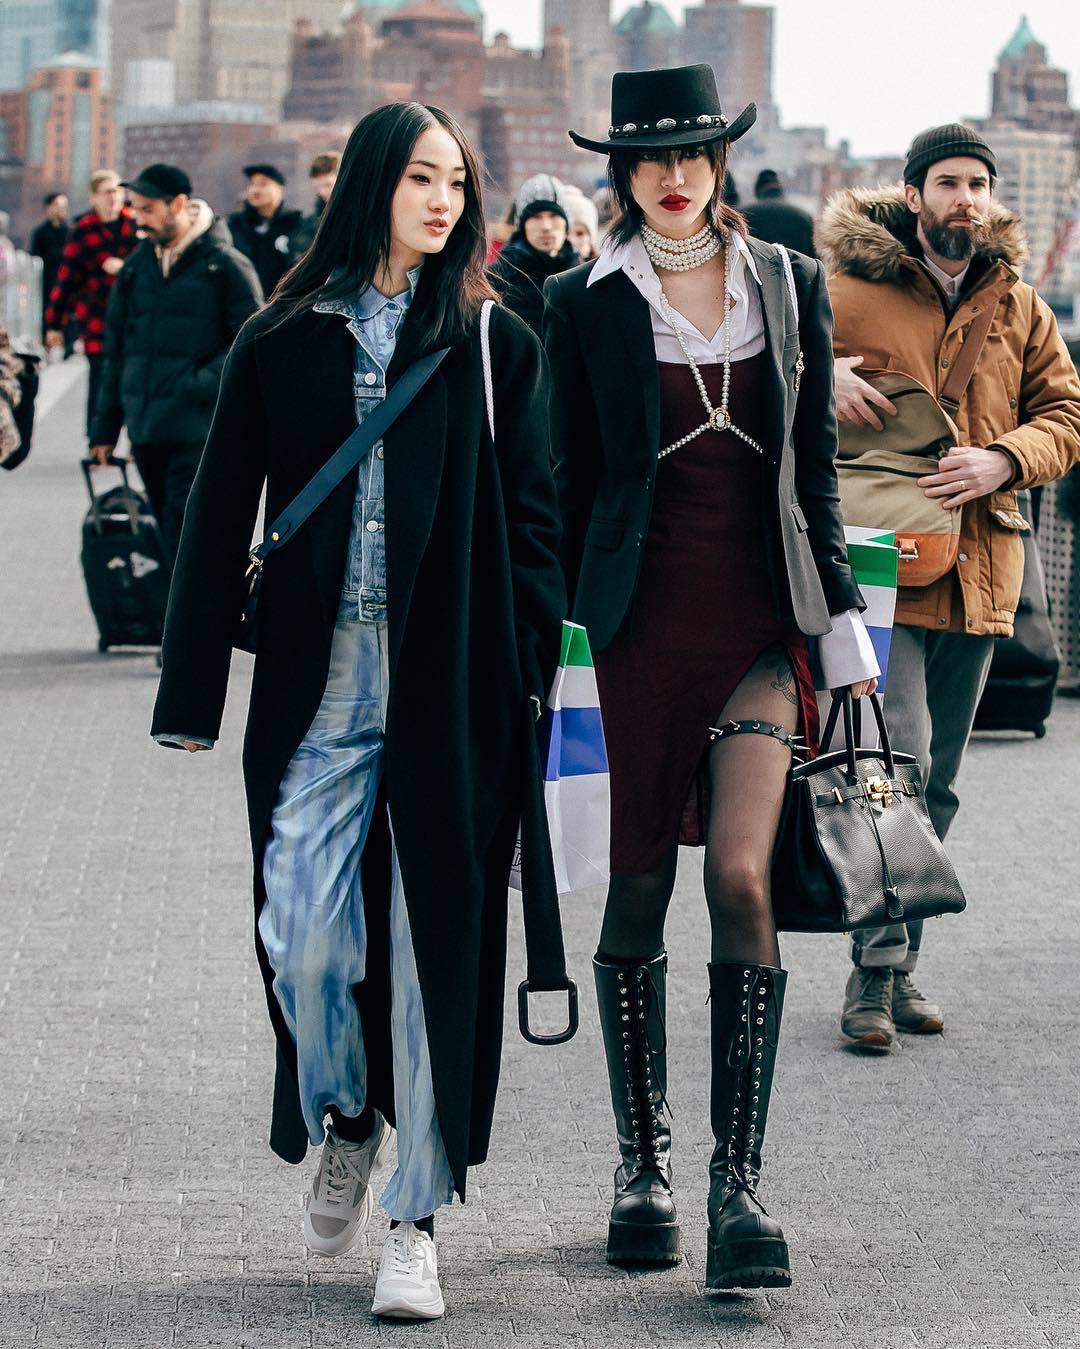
[1,363,1079,1347]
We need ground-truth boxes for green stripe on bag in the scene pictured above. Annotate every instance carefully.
[560,622,594,668]
[847,542,898,590]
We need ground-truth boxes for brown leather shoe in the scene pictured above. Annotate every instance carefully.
[892,973,944,1033]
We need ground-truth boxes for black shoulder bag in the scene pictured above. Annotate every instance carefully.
[772,691,967,933]
[235,345,449,652]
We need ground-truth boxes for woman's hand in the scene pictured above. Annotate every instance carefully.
[847,678,878,700]
[182,741,213,753]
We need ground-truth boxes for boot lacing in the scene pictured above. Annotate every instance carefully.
[718,966,780,1213]
[617,964,672,1179]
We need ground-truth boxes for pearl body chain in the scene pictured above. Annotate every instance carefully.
[640,226,767,462]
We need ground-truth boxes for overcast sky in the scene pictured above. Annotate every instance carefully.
[478,1,1080,158]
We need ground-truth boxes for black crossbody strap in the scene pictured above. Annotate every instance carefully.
[250,345,450,564]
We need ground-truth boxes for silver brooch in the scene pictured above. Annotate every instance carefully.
[656,117,677,131]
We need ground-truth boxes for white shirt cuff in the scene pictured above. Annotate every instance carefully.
[817,608,881,690]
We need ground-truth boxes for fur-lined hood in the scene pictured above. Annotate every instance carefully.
[817,186,1028,283]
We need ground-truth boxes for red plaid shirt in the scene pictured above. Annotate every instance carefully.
[43,208,139,357]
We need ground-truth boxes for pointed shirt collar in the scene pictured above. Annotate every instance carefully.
[314,263,423,319]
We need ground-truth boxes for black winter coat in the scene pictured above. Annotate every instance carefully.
[489,233,579,338]
[29,219,68,300]
[91,219,262,447]
[150,293,566,1195]
[543,236,862,652]
[228,203,305,297]
[743,195,817,258]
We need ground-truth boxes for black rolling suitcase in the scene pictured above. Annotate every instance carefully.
[974,490,1059,738]
[80,456,170,651]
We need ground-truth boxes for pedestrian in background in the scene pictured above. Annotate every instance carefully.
[563,186,600,261]
[742,169,816,257]
[151,102,565,1321]
[227,163,303,298]
[291,151,340,260]
[547,63,878,1293]
[89,164,261,566]
[820,124,1080,1050]
[43,170,138,440]
[29,193,69,342]
[488,174,579,336]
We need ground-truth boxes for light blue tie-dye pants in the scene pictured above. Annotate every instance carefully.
[259,611,456,1222]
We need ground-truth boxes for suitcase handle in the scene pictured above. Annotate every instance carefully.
[81,455,139,533]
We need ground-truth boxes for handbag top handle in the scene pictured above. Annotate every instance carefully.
[821,691,897,780]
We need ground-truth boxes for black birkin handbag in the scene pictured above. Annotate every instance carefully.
[772,692,967,933]
[235,345,450,652]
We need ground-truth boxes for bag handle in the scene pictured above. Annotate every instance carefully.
[938,300,996,416]
[249,344,450,567]
[479,303,576,1043]
[821,691,897,780]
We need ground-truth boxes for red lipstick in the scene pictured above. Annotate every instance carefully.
[660,194,690,211]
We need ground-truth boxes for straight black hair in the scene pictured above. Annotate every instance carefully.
[606,140,746,247]
[270,102,495,348]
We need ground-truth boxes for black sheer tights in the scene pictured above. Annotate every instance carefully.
[598,644,798,968]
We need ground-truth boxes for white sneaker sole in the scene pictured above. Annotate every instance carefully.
[371,1289,445,1320]
[302,1122,396,1258]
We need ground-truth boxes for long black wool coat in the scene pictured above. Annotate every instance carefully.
[543,237,863,651]
[151,294,567,1198]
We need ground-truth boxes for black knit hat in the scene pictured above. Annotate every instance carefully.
[519,198,568,228]
[904,124,996,185]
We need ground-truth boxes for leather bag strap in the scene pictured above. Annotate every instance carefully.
[938,300,996,416]
[249,345,450,565]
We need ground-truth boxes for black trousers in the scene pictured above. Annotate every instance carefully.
[132,442,203,569]
[86,354,105,441]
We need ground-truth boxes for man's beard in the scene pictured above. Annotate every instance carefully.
[921,205,986,262]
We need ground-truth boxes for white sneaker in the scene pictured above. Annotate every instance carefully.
[302,1114,394,1257]
[371,1223,445,1320]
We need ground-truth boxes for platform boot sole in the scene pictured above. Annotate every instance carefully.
[607,1217,681,1265]
[705,1234,791,1289]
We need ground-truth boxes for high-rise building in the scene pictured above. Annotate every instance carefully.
[543,0,613,137]
[682,0,774,123]
[110,0,347,117]
[0,53,114,230]
[991,15,1075,135]
[0,0,110,93]
[614,3,681,74]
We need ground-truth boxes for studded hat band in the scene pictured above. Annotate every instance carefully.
[608,112,729,140]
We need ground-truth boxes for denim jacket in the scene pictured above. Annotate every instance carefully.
[313,265,422,622]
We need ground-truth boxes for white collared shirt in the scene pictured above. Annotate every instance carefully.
[587,228,766,364]
[920,252,970,304]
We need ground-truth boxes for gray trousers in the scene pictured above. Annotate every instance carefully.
[851,622,994,973]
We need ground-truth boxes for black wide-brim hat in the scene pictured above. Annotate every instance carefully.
[568,64,756,155]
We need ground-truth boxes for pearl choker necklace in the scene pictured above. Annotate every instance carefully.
[641,221,721,272]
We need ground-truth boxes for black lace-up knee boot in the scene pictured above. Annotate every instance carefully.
[594,952,680,1264]
[705,960,791,1290]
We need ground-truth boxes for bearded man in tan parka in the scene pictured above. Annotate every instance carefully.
[818,123,1080,1050]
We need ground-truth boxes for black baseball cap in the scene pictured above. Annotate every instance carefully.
[243,162,286,186]
[121,163,192,199]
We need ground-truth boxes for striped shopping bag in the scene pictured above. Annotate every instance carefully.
[844,526,899,693]
[511,621,610,895]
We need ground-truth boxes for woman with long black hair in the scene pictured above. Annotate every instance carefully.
[151,103,566,1318]
[544,66,880,1290]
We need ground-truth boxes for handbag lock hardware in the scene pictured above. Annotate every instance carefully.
[865,775,896,808]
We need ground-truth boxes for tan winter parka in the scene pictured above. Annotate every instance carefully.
[819,187,1080,636]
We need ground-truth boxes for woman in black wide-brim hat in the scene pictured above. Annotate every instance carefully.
[544,65,880,1290]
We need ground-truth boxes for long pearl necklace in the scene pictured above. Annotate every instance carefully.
[641,220,721,272]
[644,236,767,461]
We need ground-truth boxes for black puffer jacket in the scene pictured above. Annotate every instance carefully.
[91,212,262,447]
[228,202,304,297]
[488,233,579,338]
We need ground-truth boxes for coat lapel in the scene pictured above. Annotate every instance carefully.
[589,270,660,456]
[746,237,790,452]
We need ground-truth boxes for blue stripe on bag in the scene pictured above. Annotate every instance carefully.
[866,626,894,696]
[541,707,608,780]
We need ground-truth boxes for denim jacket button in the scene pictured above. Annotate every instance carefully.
[363,372,377,386]
[376,446,385,459]
[366,520,379,533]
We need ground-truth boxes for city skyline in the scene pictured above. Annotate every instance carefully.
[484,0,1080,158]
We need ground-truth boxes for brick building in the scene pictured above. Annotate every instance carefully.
[0,54,114,234]
[282,0,579,210]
